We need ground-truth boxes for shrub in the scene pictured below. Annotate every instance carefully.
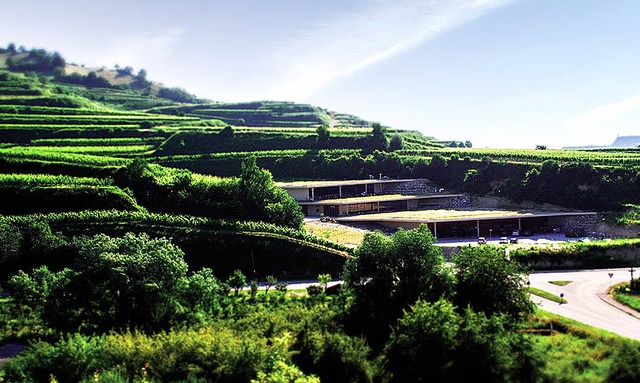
[607,341,640,382]
[382,299,542,382]
[8,232,190,332]
[453,245,534,316]
[294,330,374,383]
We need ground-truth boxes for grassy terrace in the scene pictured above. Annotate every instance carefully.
[24,145,156,155]
[396,147,640,167]
[30,137,165,145]
[336,208,589,222]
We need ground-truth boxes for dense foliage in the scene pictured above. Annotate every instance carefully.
[382,299,542,382]
[453,245,534,316]
[0,226,547,382]
[343,225,453,343]
[9,233,219,332]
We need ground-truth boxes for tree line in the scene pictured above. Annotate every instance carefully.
[0,224,557,382]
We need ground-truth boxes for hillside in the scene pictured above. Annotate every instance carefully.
[1,46,639,212]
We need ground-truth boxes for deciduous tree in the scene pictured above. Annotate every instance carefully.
[344,224,453,344]
[383,299,542,382]
[452,245,533,316]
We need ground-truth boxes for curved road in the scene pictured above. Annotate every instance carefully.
[529,268,640,340]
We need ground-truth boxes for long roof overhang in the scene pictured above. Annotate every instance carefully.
[298,194,463,205]
[336,211,598,224]
[276,178,427,189]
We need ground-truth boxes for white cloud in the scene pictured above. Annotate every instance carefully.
[570,94,640,129]
[267,0,515,100]
[100,28,184,69]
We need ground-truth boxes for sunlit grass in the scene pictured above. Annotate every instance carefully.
[612,291,640,312]
[549,280,572,286]
[527,310,634,382]
[305,222,367,247]
[528,287,567,304]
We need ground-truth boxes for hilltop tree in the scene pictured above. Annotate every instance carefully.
[7,42,16,53]
[137,68,147,81]
[134,68,151,88]
[120,66,134,75]
[316,125,330,147]
[5,48,65,71]
[389,133,404,151]
[367,122,389,152]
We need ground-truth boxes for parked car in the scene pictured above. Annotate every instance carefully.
[511,230,520,236]
[509,237,519,244]
[477,237,487,244]
[499,237,509,244]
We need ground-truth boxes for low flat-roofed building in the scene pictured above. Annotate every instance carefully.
[336,210,599,239]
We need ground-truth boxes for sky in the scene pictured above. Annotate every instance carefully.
[2,0,640,149]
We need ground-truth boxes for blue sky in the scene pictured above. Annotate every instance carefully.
[2,0,640,148]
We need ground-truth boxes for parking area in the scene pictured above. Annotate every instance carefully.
[435,232,589,248]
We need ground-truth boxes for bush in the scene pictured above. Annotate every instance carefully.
[382,299,542,383]
[294,330,374,383]
[453,245,533,316]
[2,327,274,382]
[607,341,640,382]
[8,233,191,332]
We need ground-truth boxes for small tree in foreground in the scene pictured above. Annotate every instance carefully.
[318,273,331,293]
[227,269,247,296]
[265,274,277,295]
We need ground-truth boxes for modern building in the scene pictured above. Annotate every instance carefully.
[336,211,599,239]
[277,178,598,239]
[276,178,462,217]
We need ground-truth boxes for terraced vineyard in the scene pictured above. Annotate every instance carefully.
[396,147,640,168]
[1,50,639,278]
[1,66,416,278]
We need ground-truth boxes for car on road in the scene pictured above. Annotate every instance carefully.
[509,237,519,244]
[499,237,509,244]
[477,237,487,244]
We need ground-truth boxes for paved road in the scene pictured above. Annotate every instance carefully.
[529,268,640,340]
[0,343,26,364]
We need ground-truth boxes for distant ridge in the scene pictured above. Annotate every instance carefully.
[564,135,640,150]
[611,135,640,148]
